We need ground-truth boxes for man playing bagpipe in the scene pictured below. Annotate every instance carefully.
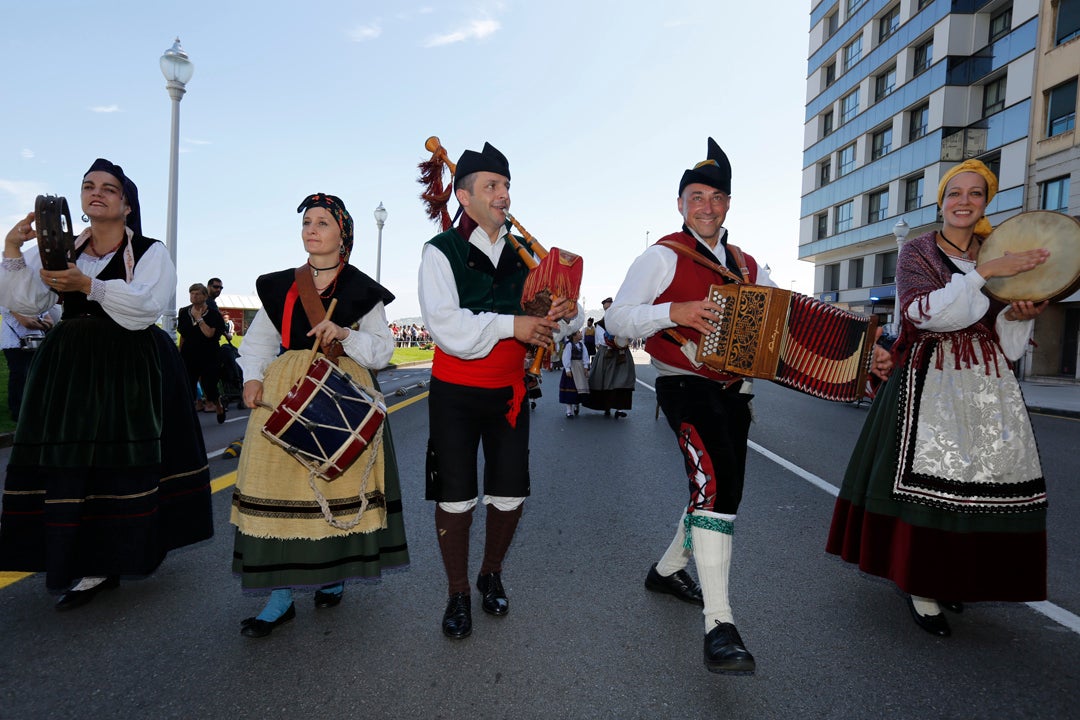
[418,141,578,639]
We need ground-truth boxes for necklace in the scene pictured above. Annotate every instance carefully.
[938,230,974,257]
[308,259,341,278]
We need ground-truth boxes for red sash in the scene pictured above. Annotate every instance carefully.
[433,338,528,427]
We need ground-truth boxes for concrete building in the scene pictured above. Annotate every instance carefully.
[801,0,1079,379]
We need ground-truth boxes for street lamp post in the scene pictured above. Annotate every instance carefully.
[373,202,387,284]
[893,218,909,250]
[159,38,193,334]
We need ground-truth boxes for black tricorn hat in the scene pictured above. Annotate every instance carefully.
[678,137,731,196]
[455,142,510,189]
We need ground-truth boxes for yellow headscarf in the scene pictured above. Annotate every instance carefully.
[936,159,998,237]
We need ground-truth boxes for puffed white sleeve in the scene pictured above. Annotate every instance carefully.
[605,245,678,340]
[236,309,281,384]
[341,301,394,369]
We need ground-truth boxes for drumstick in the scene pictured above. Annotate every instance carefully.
[304,298,339,369]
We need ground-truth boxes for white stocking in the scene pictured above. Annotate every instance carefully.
[690,511,736,631]
[655,512,692,577]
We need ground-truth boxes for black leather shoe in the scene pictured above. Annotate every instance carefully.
[614,411,628,418]
[55,576,120,611]
[240,603,296,638]
[645,563,704,606]
[476,572,509,616]
[940,601,964,614]
[314,589,343,609]
[704,621,756,675]
[906,596,951,637]
[442,592,472,639]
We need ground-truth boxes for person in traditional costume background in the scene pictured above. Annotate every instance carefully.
[826,159,1050,637]
[419,141,575,639]
[0,158,213,610]
[559,330,590,417]
[231,193,408,638]
[605,139,777,674]
[177,282,227,422]
[583,297,635,418]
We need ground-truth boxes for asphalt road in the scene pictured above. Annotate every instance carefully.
[0,360,1077,719]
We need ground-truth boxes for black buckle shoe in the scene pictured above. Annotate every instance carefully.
[906,596,951,637]
[645,563,704,607]
[704,621,756,675]
[939,601,964,614]
[442,592,472,638]
[314,589,343,609]
[476,572,509,616]
[240,603,296,638]
[55,576,120,612]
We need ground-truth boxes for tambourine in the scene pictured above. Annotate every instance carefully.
[34,195,76,272]
[979,211,1080,303]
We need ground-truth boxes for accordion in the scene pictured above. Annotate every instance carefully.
[695,284,877,403]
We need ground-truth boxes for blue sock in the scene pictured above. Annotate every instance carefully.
[255,588,294,622]
[319,583,343,596]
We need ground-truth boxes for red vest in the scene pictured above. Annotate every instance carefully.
[643,231,759,379]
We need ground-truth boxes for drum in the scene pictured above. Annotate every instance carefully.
[979,211,1080,303]
[262,357,386,482]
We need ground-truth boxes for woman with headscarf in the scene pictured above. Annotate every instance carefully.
[231,193,409,638]
[826,159,1051,637]
[0,158,214,610]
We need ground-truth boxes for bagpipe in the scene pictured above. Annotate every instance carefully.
[418,136,583,377]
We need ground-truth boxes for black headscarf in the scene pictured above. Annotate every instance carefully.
[297,193,353,259]
[84,158,142,235]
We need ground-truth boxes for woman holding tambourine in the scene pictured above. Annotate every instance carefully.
[231,192,409,638]
[0,158,213,611]
[827,159,1051,639]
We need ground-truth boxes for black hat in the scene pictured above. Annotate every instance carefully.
[601,297,613,305]
[678,137,731,196]
[84,158,142,235]
[455,142,510,189]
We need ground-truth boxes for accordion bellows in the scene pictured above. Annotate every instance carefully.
[696,284,877,403]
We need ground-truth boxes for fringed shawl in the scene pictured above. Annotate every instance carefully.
[892,231,1006,373]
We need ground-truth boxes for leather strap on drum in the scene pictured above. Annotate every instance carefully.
[293,266,344,363]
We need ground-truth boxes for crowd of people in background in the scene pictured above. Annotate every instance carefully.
[389,321,430,347]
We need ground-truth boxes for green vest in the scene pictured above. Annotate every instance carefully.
[427,228,529,315]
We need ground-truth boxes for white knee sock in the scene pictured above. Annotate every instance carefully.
[655,513,692,577]
[689,510,736,631]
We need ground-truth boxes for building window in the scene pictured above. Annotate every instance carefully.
[844,37,862,72]
[816,212,830,240]
[878,6,900,43]
[909,104,929,141]
[881,251,898,284]
[983,155,1001,179]
[834,201,854,234]
[841,89,860,124]
[875,66,896,101]
[849,257,865,289]
[824,262,841,292]
[820,159,832,187]
[868,189,889,223]
[905,174,924,211]
[838,144,856,176]
[983,76,1007,117]
[823,110,834,137]
[913,39,933,76]
[917,0,933,10]
[1040,176,1071,212]
[872,126,893,159]
[825,61,837,88]
[1056,0,1080,45]
[826,11,839,39]
[847,0,867,15]
[989,6,1012,43]
[1047,78,1077,137]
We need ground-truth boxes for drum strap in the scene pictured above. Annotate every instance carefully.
[293,266,344,363]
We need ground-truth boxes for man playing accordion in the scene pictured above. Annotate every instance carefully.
[605,138,774,675]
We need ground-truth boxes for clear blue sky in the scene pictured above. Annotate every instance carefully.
[0,0,813,321]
